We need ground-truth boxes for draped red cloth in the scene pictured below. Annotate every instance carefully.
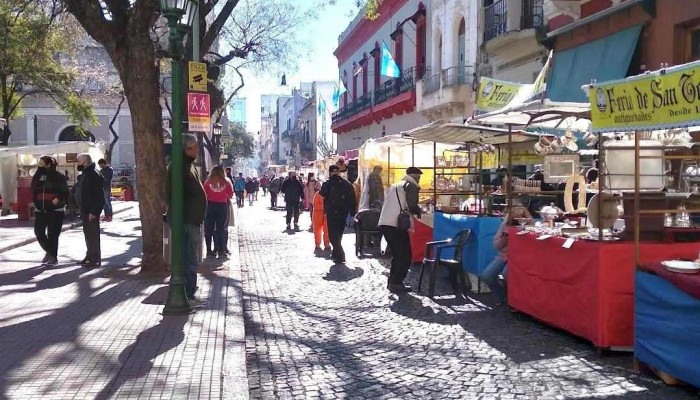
[409,218,433,263]
[507,228,699,348]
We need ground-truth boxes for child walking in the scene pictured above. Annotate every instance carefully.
[312,191,330,251]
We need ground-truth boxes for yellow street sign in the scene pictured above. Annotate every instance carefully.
[188,61,207,92]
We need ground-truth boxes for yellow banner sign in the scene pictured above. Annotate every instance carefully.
[589,60,700,132]
[476,78,527,112]
[188,62,207,92]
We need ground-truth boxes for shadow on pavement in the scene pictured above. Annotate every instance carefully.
[322,263,364,282]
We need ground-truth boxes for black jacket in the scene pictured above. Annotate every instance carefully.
[167,157,206,225]
[320,175,356,220]
[79,163,105,216]
[245,180,256,193]
[281,177,304,204]
[31,168,69,212]
[101,166,113,189]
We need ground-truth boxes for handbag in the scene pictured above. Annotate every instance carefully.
[395,184,411,231]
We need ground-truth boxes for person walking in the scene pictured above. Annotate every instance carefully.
[253,177,260,201]
[320,165,356,264]
[245,177,256,206]
[32,155,69,266]
[167,134,207,304]
[203,165,234,259]
[305,172,321,227]
[269,175,281,209]
[234,173,246,207]
[225,167,234,183]
[76,153,105,268]
[98,159,113,222]
[379,167,423,293]
[312,191,330,252]
[260,175,270,196]
[281,171,304,230]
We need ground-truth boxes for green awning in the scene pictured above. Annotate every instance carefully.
[547,25,642,102]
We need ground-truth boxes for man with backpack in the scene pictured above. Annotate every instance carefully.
[320,165,356,264]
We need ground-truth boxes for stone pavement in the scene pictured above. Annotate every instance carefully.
[237,199,699,400]
[0,201,135,253]
[0,206,247,400]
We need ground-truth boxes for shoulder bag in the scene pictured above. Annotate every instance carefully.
[395,183,411,231]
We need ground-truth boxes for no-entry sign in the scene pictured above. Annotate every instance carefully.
[187,92,210,133]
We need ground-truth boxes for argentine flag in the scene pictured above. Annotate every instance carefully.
[332,80,347,108]
[380,41,400,78]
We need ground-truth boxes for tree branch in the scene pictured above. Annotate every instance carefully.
[62,0,116,44]
[202,0,240,54]
[107,94,125,163]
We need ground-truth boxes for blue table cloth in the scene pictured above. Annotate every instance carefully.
[635,271,700,387]
[433,213,502,275]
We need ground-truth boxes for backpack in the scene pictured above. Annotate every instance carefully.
[327,180,352,217]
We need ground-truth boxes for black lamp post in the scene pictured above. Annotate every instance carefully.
[159,0,197,315]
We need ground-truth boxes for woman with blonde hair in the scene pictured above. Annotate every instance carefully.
[203,165,233,258]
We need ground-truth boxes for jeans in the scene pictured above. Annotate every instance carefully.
[35,211,64,257]
[327,217,346,262]
[204,201,227,253]
[270,192,278,208]
[248,192,255,205]
[103,188,113,216]
[235,191,244,207]
[286,201,300,225]
[381,225,412,285]
[481,257,507,301]
[81,213,101,262]
[183,224,202,299]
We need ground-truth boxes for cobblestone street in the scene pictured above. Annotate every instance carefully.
[239,199,698,400]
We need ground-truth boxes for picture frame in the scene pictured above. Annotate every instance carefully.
[543,154,580,183]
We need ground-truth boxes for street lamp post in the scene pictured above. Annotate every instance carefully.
[160,0,197,315]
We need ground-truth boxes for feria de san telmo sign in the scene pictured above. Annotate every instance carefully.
[476,78,528,112]
[588,60,700,133]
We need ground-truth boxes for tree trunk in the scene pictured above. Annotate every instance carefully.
[111,36,167,273]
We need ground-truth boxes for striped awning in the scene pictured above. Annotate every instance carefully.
[402,121,554,146]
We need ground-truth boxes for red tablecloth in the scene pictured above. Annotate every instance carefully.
[409,218,433,263]
[643,263,700,299]
[507,228,699,348]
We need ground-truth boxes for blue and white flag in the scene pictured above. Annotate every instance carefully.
[380,41,400,78]
[332,80,347,108]
[318,97,327,115]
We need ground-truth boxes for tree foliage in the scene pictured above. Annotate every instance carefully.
[223,122,255,168]
[0,0,96,144]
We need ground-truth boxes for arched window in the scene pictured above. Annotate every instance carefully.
[58,125,95,142]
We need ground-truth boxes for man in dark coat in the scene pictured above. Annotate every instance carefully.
[98,159,113,221]
[32,155,69,265]
[320,165,356,264]
[167,134,207,305]
[367,165,385,209]
[281,171,304,230]
[76,153,105,268]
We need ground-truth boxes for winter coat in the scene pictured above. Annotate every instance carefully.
[167,157,206,225]
[268,177,282,194]
[320,175,356,221]
[31,168,69,213]
[79,163,106,216]
[304,179,321,208]
[101,166,113,190]
[281,177,304,204]
[367,170,385,209]
[378,175,421,228]
[234,177,246,192]
[245,180,256,194]
[260,176,270,188]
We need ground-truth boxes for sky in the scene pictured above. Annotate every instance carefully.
[234,2,356,133]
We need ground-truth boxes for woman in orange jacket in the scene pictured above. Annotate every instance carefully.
[312,191,330,251]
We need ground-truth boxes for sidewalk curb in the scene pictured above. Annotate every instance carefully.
[0,204,136,254]
[222,214,249,400]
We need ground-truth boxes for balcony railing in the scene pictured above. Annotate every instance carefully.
[332,66,424,124]
[484,0,543,42]
[422,65,475,95]
[522,0,544,29]
[484,0,507,42]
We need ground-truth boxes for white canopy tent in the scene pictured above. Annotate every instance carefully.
[402,121,556,145]
[0,141,105,212]
[469,99,592,132]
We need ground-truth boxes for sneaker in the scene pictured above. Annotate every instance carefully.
[106,215,113,222]
[86,260,101,268]
[217,252,229,259]
[314,246,322,252]
[42,253,51,264]
[294,224,300,231]
[206,251,216,258]
[286,224,291,230]
[190,298,207,308]
[323,247,331,252]
[46,256,58,266]
[79,258,91,265]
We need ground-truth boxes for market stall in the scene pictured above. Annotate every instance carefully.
[0,142,105,218]
[586,61,700,383]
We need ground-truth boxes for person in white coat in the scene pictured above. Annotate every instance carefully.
[378,167,423,294]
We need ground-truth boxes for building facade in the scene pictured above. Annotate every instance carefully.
[332,0,432,152]
[229,96,247,128]
[259,94,280,169]
[416,0,479,122]
[296,81,338,164]
[278,89,310,166]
